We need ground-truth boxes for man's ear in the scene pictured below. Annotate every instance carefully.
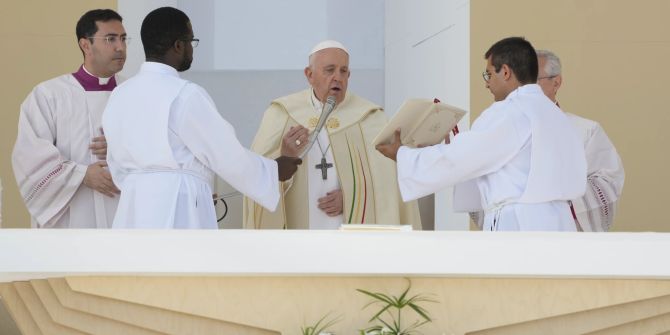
[554,74,563,91]
[173,39,184,54]
[304,66,312,83]
[79,38,91,56]
[501,64,512,80]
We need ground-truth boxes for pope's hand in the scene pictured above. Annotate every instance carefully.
[318,189,343,216]
[281,125,309,157]
[83,161,120,197]
[375,129,402,162]
[275,156,302,181]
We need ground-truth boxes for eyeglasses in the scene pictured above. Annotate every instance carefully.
[182,38,199,48]
[538,75,558,80]
[482,70,492,82]
[88,35,130,45]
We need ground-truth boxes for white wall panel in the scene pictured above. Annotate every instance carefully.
[385,0,471,230]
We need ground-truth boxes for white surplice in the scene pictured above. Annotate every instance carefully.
[12,74,119,228]
[398,84,587,231]
[103,62,279,229]
[566,113,625,231]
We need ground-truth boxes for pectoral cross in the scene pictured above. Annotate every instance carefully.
[315,157,333,180]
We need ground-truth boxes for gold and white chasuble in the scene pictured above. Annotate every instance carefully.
[244,89,420,230]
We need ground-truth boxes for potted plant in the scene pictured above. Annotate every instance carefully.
[357,280,437,335]
[300,312,342,335]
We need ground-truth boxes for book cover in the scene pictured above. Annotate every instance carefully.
[373,99,467,148]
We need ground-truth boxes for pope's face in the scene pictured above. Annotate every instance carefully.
[305,48,350,105]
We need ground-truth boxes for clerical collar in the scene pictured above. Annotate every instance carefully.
[72,65,117,91]
[310,89,324,113]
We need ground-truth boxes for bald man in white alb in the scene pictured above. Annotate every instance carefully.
[537,49,625,231]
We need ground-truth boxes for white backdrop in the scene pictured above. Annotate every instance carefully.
[385,0,470,230]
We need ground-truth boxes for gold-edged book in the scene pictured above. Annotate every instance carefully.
[339,224,413,231]
[373,99,467,148]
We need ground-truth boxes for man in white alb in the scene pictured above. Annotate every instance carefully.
[536,50,625,231]
[103,7,301,229]
[12,9,126,228]
[244,40,420,230]
[377,37,587,231]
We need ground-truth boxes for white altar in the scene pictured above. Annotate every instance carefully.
[1,230,669,334]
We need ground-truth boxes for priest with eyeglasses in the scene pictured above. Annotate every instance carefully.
[12,9,127,228]
[377,37,587,231]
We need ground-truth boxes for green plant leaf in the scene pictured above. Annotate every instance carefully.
[300,312,342,335]
[357,289,395,305]
[369,304,393,322]
[407,303,432,322]
[378,318,396,332]
[362,325,383,335]
[357,279,438,335]
[397,281,411,303]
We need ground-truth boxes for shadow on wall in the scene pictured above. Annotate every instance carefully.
[0,298,21,335]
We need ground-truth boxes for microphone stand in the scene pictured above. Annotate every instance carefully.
[299,95,337,159]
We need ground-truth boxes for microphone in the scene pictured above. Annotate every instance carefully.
[299,96,337,159]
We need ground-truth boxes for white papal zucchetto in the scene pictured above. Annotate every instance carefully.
[309,40,349,56]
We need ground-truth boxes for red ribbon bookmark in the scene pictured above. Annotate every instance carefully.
[434,98,460,136]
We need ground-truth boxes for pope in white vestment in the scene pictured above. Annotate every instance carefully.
[12,66,121,228]
[103,62,281,229]
[244,41,421,230]
[244,90,421,230]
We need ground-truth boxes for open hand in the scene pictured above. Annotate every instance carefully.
[83,161,120,197]
[318,189,343,216]
[281,125,309,157]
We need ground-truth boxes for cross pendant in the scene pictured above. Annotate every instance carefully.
[315,157,333,180]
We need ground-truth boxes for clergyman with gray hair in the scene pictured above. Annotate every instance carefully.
[244,40,421,230]
[536,49,625,231]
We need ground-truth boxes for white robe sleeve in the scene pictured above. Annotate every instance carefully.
[571,123,624,231]
[173,84,280,211]
[396,109,529,202]
[11,85,87,226]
